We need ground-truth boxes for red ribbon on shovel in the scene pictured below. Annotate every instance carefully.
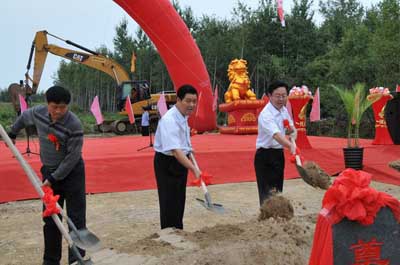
[191,172,213,186]
[290,147,304,164]
[42,186,60,217]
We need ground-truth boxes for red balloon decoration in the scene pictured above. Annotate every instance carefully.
[114,0,216,132]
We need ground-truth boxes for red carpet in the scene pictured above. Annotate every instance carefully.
[1,134,399,203]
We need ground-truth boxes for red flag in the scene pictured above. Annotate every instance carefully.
[125,95,135,124]
[212,85,218,112]
[90,96,104,125]
[396,84,400,92]
[157,93,168,117]
[310,87,321,122]
[18,94,28,113]
[277,0,285,27]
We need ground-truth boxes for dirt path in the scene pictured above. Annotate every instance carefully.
[1,179,399,265]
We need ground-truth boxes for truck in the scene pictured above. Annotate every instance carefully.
[22,30,176,134]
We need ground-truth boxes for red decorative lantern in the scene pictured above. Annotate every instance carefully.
[367,92,394,145]
[288,94,312,149]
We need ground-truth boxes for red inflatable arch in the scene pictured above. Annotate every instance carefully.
[114,0,216,132]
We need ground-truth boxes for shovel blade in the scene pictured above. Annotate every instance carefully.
[295,164,316,188]
[70,229,102,251]
[196,198,225,214]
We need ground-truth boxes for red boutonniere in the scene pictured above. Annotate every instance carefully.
[283,119,290,129]
[48,133,60,151]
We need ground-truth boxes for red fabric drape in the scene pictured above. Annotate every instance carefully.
[309,169,400,265]
[288,96,312,148]
[309,212,333,265]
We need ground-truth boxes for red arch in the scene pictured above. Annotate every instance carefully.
[114,0,216,132]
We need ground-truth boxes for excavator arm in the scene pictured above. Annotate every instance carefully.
[25,30,131,93]
[20,30,177,135]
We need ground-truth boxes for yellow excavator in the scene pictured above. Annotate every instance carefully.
[23,30,176,134]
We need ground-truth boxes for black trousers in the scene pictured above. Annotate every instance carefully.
[154,152,188,229]
[41,159,86,265]
[141,126,149,136]
[254,148,285,206]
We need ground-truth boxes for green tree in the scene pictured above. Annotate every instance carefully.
[319,0,364,45]
[368,0,400,86]
[113,19,135,73]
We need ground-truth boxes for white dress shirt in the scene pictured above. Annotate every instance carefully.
[141,111,150,126]
[256,102,293,149]
[154,106,192,155]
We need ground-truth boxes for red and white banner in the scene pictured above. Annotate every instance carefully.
[157,93,168,117]
[277,0,285,27]
[90,96,104,125]
[18,94,28,113]
[310,87,321,122]
[125,95,135,124]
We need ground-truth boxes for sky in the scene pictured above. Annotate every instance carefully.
[0,0,381,92]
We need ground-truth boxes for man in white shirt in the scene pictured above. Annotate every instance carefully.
[254,81,296,206]
[153,84,201,229]
[141,106,150,136]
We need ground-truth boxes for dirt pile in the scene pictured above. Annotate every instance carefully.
[2,180,399,265]
[123,215,315,265]
[258,194,294,221]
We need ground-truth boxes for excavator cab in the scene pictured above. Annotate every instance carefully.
[117,80,151,111]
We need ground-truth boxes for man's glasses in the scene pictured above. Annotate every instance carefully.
[272,94,287,100]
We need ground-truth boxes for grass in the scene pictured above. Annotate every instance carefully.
[0,103,18,131]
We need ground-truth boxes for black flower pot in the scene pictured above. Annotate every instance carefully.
[343,147,364,170]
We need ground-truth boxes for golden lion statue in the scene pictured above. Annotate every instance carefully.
[224,59,257,103]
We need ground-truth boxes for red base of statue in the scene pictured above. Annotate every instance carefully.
[218,100,266,135]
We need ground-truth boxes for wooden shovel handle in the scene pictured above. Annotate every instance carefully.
[290,137,302,167]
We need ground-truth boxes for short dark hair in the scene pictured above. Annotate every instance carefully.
[267,81,289,95]
[177,84,198,100]
[45,86,71,104]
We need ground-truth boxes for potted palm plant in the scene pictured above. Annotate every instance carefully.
[333,83,373,170]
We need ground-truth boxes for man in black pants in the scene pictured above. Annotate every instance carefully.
[153,84,201,229]
[8,86,87,265]
[254,81,296,206]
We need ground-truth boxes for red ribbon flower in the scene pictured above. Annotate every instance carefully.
[48,133,60,151]
[321,169,400,225]
[42,186,60,217]
[283,119,290,130]
[191,172,213,186]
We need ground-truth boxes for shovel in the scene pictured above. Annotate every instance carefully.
[0,124,97,264]
[189,153,225,214]
[32,172,101,252]
[290,137,315,187]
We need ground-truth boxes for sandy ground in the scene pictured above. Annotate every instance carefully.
[1,179,399,265]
